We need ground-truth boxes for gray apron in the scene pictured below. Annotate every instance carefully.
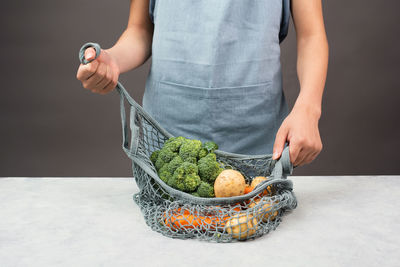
[143,0,291,155]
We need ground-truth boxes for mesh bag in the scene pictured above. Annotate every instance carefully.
[79,43,297,242]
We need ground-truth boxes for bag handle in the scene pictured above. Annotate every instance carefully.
[78,42,139,159]
[271,146,293,179]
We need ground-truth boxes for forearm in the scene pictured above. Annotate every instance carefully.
[104,25,153,74]
[294,33,329,119]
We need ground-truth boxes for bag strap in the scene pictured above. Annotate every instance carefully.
[271,146,293,179]
[78,42,137,160]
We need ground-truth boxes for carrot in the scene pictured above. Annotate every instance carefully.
[244,185,253,194]
[164,208,230,230]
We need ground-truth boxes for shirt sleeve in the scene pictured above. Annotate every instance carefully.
[279,0,291,43]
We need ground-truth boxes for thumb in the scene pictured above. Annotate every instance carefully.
[84,47,96,62]
[272,126,288,160]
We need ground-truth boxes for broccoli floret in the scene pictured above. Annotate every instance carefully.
[167,167,185,191]
[150,150,160,165]
[205,152,217,161]
[165,136,187,145]
[191,192,200,197]
[167,155,183,174]
[164,136,187,152]
[184,173,201,192]
[198,148,208,159]
[198,141,219,159]
[196,181,215,198]
[158,164,172,183]
[169,162,201,192]
[159,148,178,163]
[198,153,223,183]
[155,157,165,171]
[203,141,218,153]
[185,157,197,164]
[181,161,198,175]
[179,139,202,162]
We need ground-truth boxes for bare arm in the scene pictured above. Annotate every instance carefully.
[273,0,329,166]
[292,0,329,117]
[105,0,154,73]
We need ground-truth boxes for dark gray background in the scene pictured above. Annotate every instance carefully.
[1,1,399,177]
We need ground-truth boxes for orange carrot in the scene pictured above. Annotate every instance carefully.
[244,185,253,194]
[164,208,230,230]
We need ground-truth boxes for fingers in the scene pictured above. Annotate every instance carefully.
[102,66,118,93]
[272,124,289,160]
[94,64,115,95]
[85,47,96,62]
[76,60,99,81]
[291,140,323,166]
[302,151,319,165]
[82,63,107,92]
[289,142,302,166]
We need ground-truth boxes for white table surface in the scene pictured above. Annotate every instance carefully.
[0,176,399,267]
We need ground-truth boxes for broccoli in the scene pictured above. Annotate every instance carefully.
[150,150,160,165]
[164,136,187,152]
[165,136,187,146]
[191,192,200,197]
[153,136,222,195]
[167,155,183,174]
[155,157,165,171]
[198,153,223,183]
[203,141,218,153]
[179,139,202,162]
[159,148,178,163]
[168,162,201,192]
[158,164,172,183]
[198,141,218,159]
[198,148,208,159]
[185,157,197,164]
[181,161,198,174]
[196,181,215,198]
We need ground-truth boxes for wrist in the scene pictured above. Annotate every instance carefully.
[103,48,121,74]
[292,95,322,120]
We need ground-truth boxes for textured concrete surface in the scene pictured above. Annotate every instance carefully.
[0,176,399,267]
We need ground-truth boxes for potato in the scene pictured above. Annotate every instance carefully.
[250,176,268,188]
[250,176,274,196]
[225,213,258,240]
[248,199,278,222]
[214,170,246,197]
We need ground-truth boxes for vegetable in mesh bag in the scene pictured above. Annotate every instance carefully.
[150,136,221,196]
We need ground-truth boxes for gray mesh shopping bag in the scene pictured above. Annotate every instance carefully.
[79,42,297,242]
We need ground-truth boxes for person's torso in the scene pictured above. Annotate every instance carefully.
[143,0,290,155]
[149,0,284,88]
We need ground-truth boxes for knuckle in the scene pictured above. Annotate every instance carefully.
[97,68,106,77]
[295,138,306,146]
[318,143,323,151]
[87,64,96,74]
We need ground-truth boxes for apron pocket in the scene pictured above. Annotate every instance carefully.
[144,80,280,154]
